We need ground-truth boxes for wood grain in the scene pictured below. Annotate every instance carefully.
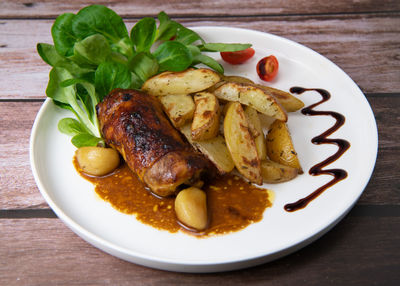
[358,95,400,204]
[0,0,399,18]
[0,14,399,99]
[0,1,399,283]
[0,102,45,209]
[0,95,398,209]
[1,215,399,285]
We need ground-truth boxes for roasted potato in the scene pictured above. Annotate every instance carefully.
[266,120,303,173]
[180,124,235,174]
[191,92,220,141]
[222,75,254,85]
[261,159,298,183]
[254,84,304,112]
[207,75,254,93]
[244,106,267,160]
[142,68,220,97]
[214,82,287,121]
[76,147,120,176]
[224,102,262,184]
[175,187,208,231]
[159,94,195,127]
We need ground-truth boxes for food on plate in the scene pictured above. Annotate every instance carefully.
[260,159,298,183]
[213,82,288,121]
[180,124,235,174]
[206,74,255,93]
[37,4,308,236]
[220,47,255,64]
[257,55,279,81]
[191,92,220,141]
[266,120,303,173]
[37,5,252,148]
[213,75,304,112]
[175,187,208,231]
[253,84,305,112]
[244,106,267,160]
[96,89,215,197]
[77,165,272,235]
[142,68,221,97]
[159,94,195,127]
[284,87,350,212]
[75,146,120,176]
[224,102,262,184]
[221,75,255,85]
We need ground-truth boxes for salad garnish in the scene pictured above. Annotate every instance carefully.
[37,5,251,147]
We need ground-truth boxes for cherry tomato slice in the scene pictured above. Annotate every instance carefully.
[220,48,255,65]
[256,55,279,81]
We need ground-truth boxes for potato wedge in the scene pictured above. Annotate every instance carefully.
[254,84,304,112]
[207,75,254,93]
[266,120,303,173]
[222,75,254,85]
[214,82,287,121]
[142,68,221,97]
[224,102,262,184]
[244,106,267,160]
[261,159,298,183]
[191,92,220,141]
[160,94,195,127]
[180,124,235,174]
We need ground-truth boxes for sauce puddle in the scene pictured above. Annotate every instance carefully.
[75,160,273,237]
[284,87,350,212]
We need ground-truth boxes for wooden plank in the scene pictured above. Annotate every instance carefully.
[0,96,399,209]
[0,14,399,99]
[358,95,400,204]
[0,0,399,18]
[0,102,46,209]
[0,215,399,285]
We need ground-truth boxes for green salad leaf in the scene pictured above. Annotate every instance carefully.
[131,17,157,53]
[154,41,193,72]
[37,5,252,148]
[95,61,132,100]
[51,13,77,57]
[128,52,159,83]
[72,34,111,66]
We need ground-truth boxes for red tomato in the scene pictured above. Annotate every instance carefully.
[220,48,255,65]
[256,55,279,81]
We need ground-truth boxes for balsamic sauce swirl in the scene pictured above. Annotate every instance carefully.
[284,87,350,212]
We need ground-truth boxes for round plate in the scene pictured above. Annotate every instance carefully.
[30,27,378,272]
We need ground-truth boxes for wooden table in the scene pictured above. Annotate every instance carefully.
[1,1,399,284]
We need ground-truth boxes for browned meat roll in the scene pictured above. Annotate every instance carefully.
[96,89,214,197]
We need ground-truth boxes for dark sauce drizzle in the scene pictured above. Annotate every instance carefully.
[284,87,351,212]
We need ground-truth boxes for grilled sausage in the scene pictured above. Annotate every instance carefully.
[96,89,214,197]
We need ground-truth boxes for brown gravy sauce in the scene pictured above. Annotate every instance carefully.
[74,159,273,237]
[284,87,350,212]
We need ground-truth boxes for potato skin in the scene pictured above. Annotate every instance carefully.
[191,92,220,141]
[142,68,221,97]
[254,84,304,112]
[221,75,254,85]
[244,106,267,161]
[180,124,235,174]
[160,94,195,127]
[224,102,262,184]
[75,146,120,176]
[261,159,298,183]
[266,120,303,173]
[214,82,287,121]
[175,187,208,231]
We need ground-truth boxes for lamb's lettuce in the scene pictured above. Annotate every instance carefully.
[37,5,252,147]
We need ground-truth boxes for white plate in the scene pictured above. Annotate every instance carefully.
[30,27,378,272]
